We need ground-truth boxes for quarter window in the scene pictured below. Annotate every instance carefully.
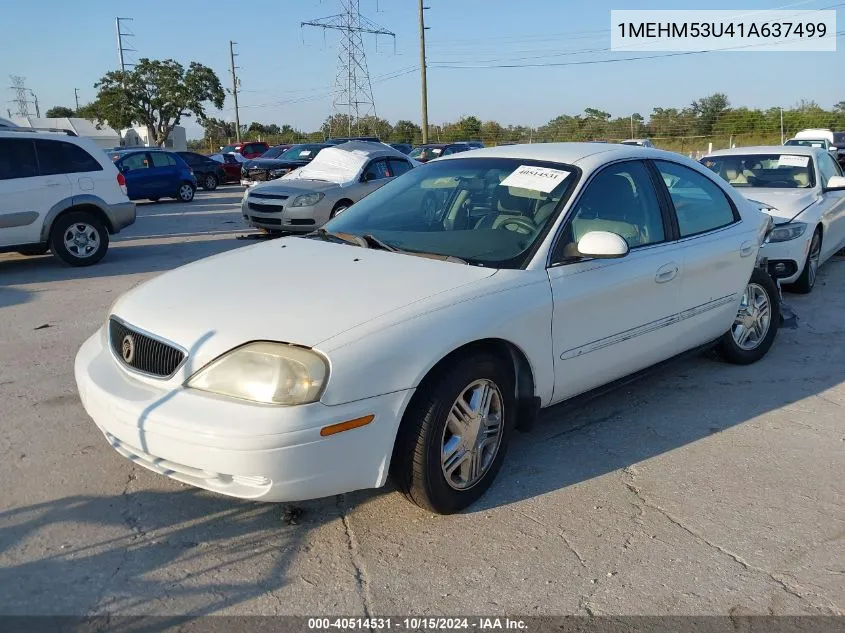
[0,139,38,179]
[655,161,737,237]
[553,160,665,262]
[35,140,102,175]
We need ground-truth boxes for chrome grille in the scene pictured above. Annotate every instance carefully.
[109,317,186,378]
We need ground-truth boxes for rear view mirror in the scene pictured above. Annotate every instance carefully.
[577,231,629,259]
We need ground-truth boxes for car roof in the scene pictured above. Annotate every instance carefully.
[435,141,682,166]
[705,145,821,157]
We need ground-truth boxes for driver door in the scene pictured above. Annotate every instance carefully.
[355,158,394,198]
[547,160,686,403]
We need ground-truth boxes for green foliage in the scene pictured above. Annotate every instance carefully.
[45,106,75,118]
[84,58,224,146]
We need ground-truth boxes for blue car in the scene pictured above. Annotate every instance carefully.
[110,148,197,202]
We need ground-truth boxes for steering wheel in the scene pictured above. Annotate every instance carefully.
[495,216,536,235]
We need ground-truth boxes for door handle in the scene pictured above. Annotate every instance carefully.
[44,181,63,188]
[655,262,679,283]
[740,240,754,257]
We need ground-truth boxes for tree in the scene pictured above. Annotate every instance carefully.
[45,106,75,118]
[390,119,421,143]
[690,93,730,135]
[86,58,225,146]
[199,117,236,143]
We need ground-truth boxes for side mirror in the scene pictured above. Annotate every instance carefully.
[576,231,629,259]
[823,175,845,191]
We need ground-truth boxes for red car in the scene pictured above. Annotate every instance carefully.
[209,152,247,182]
[219,141,269,159]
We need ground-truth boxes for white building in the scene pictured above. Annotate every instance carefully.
[12,117,120,149]
[121,125,187,152]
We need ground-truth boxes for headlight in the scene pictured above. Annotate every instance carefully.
[290,192,325,207]
[269,168,290,177]
[766,222,808,243]
[186,342,328,405]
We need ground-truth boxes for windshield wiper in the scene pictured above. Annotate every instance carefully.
[360,233,399,252]
[311,228,365,246]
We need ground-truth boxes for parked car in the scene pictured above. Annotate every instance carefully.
[464,141,485,149]
[389,143,413,154]
[76,142,780,513]
[242,141,416,233]
[240,143,331,186]
[326,136,381,145]
[0,117,17,128]
[209,152,247,183]
[110,148,197,202]
[176,151,228,190]
[785,132,845,169]
[620,138,655,148]
[408,143,471,163]
[0,128,135,266]
[702,146,845,293]
[219,141,270,159]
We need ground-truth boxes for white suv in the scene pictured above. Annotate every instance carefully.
[0,129,136,266]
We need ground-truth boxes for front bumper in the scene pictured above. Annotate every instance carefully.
[74,330,413,502]
[760,235,811,284]
[107,201,136,233]
[241,197,319,233]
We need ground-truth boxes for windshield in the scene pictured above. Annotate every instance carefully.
[280,144,322,161]
[785,139,828,149]
[320,157,578,268]
[261,146,288,158]
[220,145,239,153]
[702,154,815,189]
[409,147,443,161]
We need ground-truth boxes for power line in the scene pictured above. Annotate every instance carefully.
[302,0,396,136]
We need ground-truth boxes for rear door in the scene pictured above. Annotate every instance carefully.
[652,159,757,347]
[0,137,69,246]
[35,138,104,197]
[118,152,155,199]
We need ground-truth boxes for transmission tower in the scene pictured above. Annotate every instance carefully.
[302,0,395,137]
[9,76,30,117]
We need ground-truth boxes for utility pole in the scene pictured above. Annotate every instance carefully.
[29,90,40,118]
[115,17,135,71]
[630,114,634,139]
[9,76,30,117]
[419,0,429,144]
[74,88,80,111]
[302,0,395,137]
[780,107,784,144]
[229,40,241,143]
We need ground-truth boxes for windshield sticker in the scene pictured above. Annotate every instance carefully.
[500,165,570,193]
[778,155,810,168]
[299,150,312,156]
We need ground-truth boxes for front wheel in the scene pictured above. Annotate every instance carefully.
[391,353,514,514]
[717,267,780,365]
[202,174,218,191]
[786,227,821,294]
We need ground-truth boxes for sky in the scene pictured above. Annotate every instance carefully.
[1,0,842,138]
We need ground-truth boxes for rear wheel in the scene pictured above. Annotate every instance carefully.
[717,267,780,365]
[177,183,195,202]
[202,174,218,191]
[49,211,109,267]
[786,227,821,294]
[391,353,514,514]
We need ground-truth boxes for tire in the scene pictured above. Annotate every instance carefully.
[717,267,780,365]
[391,352,515,514]
[202,174,218,191]
[786,227,821,294]
[330,201,351,218]
[49,211,109,267]
[177,183,195,202]
[16,245,49,256]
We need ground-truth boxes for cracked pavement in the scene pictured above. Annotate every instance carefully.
[1,187,843,616]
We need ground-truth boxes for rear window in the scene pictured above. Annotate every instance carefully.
[0,138,38,179]
[36,139,102,175]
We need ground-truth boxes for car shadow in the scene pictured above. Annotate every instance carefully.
[0,286,33,309]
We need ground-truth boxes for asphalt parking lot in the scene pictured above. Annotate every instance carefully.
[0,186,843,617]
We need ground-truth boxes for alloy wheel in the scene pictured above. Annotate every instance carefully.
[731,282,771,351]
[63,223,100,259]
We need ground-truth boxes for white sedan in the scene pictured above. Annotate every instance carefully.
[702,146,845,293]
[75,143,780,514]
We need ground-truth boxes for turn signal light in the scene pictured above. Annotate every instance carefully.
[320,415,375,437]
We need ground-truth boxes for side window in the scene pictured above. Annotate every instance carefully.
[363,159,391,181]
[121,153,150,171]
[180,153,196,165]
[150,152,172,168]
[818,152,842,186]
[553,161,665,262]
[35,140,102,175]
[654,161,737,237]
[0,139,38,179]
[388,158,412,177]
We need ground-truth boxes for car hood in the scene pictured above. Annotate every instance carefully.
[109,237,497,372]
[245,158,308,170]
[740,188,820,223]
[249,178,340,194]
